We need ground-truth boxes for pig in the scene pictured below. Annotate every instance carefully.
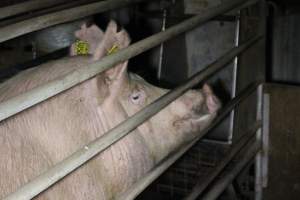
[0,21,221,199]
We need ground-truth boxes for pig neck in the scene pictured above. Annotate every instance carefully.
[97,73,130,132]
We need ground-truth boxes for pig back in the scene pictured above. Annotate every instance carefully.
[0,57,154,199]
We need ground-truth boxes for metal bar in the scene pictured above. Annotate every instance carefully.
[157,9,167,80]
[0,0,253,122]
[116,83,260,200]
[0,0,151,43]
[229,11,241,143]
[0,0,67,20]
[0,0,99,27]
[225,184,239,200]
[255,84,263,200]
[230,0,260,13]
[201,141,261,200]
[183,121,261,200]
[2,36,261,200]
[262,92,270,187]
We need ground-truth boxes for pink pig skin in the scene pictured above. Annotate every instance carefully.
[0,21,221,199]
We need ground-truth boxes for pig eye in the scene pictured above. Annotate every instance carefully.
[130,90,146,105]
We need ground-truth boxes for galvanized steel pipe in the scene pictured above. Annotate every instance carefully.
[0,0,251,122]
[2,35,261,200]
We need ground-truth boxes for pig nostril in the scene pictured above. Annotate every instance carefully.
[132,95,139,100]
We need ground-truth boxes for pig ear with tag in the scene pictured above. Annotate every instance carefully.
[93,20,131,85]
[93,20,131,60]
[69,23,104,56]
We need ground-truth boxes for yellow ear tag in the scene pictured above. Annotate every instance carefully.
[107,44,119,55]
[75,40,89,55]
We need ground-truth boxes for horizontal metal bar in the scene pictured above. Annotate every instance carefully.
[0,0,99,27]
[0,0,252,122]
[0,0,150,43]
[183,121,262,200]
[115,83,260,200]
[201,141,261,200]
[0,48,69,81]
[231,0,260,13]
[2,35,261,200]
[0,0,67,20]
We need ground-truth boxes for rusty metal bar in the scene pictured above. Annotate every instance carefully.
[0,0,251,122]
[2,34,261,200]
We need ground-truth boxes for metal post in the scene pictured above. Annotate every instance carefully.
[255,84,263,200]
[262,92,270,188]
[2,36,261,200]
[0,0,67,20]
[0,0,256,123]
[229,10,240,143]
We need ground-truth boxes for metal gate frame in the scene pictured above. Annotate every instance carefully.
[0,0,269,199]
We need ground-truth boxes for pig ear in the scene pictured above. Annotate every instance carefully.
[69,23,104,56]
[93,20,131,60]
[93,20,130,82]
[203,84,221,114]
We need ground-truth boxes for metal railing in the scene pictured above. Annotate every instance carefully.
[0,0,265,199]
[0,0,68,20]
[0,0,249,122]
[0,0,151,43]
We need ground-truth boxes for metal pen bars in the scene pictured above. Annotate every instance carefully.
[116,84,261,200]
[0,0,68,20]
[0,0,263,199]
[0,0,151,43]
[0,0,250,122]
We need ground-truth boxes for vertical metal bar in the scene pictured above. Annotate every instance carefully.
[201,141,261,200]
[255,0,267,197]
[255,84,263,200]
[158,9,167,80]
[183,121,261,200]
[229,11,241,143]
[262,93,270,187]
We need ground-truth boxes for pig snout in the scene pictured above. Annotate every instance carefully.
[172,84,221,133]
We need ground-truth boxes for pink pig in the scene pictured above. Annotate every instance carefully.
[0,21,221,199]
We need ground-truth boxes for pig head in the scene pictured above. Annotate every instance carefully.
[73,21,222,161]
[0,21,221,200]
